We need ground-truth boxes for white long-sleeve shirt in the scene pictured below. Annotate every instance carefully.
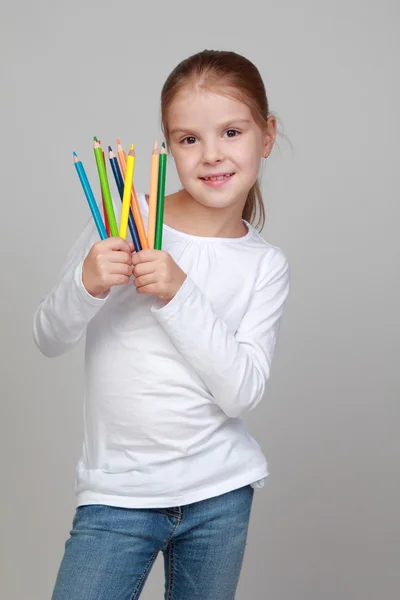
[33,192,290,508]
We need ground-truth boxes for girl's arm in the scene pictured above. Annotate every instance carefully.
[33,219,108,358]
[152,248,290,418]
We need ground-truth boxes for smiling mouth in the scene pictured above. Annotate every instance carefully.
[200,173,235,181]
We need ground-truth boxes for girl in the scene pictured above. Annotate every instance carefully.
[34,49,290,600]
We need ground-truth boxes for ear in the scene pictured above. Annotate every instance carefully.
[262,115,277,158]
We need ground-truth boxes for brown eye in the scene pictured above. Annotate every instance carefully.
[225,129,240,138]
[182,136,197,145]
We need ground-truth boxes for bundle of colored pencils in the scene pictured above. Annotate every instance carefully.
[73,137,167,251]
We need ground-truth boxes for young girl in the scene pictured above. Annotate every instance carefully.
[34,49,290,600]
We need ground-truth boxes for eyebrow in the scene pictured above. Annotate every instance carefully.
[169,118,252,136]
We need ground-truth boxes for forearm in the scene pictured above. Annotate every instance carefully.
[33,263,107,358]
[152,248,290,418]
[153,277,276,418]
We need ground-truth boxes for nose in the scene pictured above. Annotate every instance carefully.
[201,140,223,165]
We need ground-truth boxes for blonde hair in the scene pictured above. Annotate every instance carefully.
[161,49,272,230]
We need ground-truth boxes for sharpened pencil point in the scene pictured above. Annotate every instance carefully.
[153,141,158,151]
[108,145,112,152]
[162,142,166,148]
[94,136,98,142]
[73,151,77,156]
[117,138,121,145]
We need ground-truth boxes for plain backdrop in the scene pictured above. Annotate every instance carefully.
[1,1,399,598]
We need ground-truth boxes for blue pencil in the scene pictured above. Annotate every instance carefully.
[108,146,141,251]
[73,152,108,240]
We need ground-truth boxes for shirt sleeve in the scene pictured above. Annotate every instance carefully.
[33,218,109,358]
[151,248,290,418]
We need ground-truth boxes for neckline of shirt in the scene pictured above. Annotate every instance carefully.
[139,193,255,244]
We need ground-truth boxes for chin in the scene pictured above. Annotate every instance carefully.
[188,180,250,209]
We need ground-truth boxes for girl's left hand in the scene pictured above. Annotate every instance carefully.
[132,250,187,303]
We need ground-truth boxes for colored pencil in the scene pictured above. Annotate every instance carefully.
[73,152,107,240]
[93,139,118,237]
[116,139,149,250]
[154,143,167,250]
[98,139,111,236]
[119,145,135,239]
[147,141,159,249]
[108,146,141,251]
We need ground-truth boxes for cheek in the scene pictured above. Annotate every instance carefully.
[237,133,263,171]
[236,149,261,180]
[173,150,198,181]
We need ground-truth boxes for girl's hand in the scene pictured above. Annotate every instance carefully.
[132,250,187,303]
[82,237,135,297]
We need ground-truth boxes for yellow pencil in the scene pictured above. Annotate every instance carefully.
[148,141,159,248]
[119,144,135,239]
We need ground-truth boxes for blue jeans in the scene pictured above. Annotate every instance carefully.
[52,484,254,600]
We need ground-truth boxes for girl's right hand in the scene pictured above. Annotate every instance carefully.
[82,237,135,297]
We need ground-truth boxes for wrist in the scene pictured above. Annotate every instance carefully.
[82,274,109,299]
[84,284,109,299]
[165,274,187,304]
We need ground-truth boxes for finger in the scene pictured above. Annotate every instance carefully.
[108,250,133,265]
[95,236,132,254]
[110,263,133,278]
[131,249,160,266]
[133,262,157,278]
[109,273,132,287]
[134,273,157,289]
[135,283,158,295]
[106,236,133,253]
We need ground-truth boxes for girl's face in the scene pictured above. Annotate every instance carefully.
[167,87,274,214]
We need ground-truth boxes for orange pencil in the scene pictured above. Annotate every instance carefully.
[147,141,159,249]
[116,138,149,250]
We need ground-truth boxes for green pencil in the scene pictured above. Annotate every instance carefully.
[93,138,118,237]
[154,143,167,250]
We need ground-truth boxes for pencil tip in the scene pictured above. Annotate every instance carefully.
[94,136,98,142]
[162,141,166,148]
[130,143,134,151]
[153,140,158,150]
[117,138,121,145]
[73,151,77,156]
[108,145,112,152]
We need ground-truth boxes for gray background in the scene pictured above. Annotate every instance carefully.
[1,1,399,598]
